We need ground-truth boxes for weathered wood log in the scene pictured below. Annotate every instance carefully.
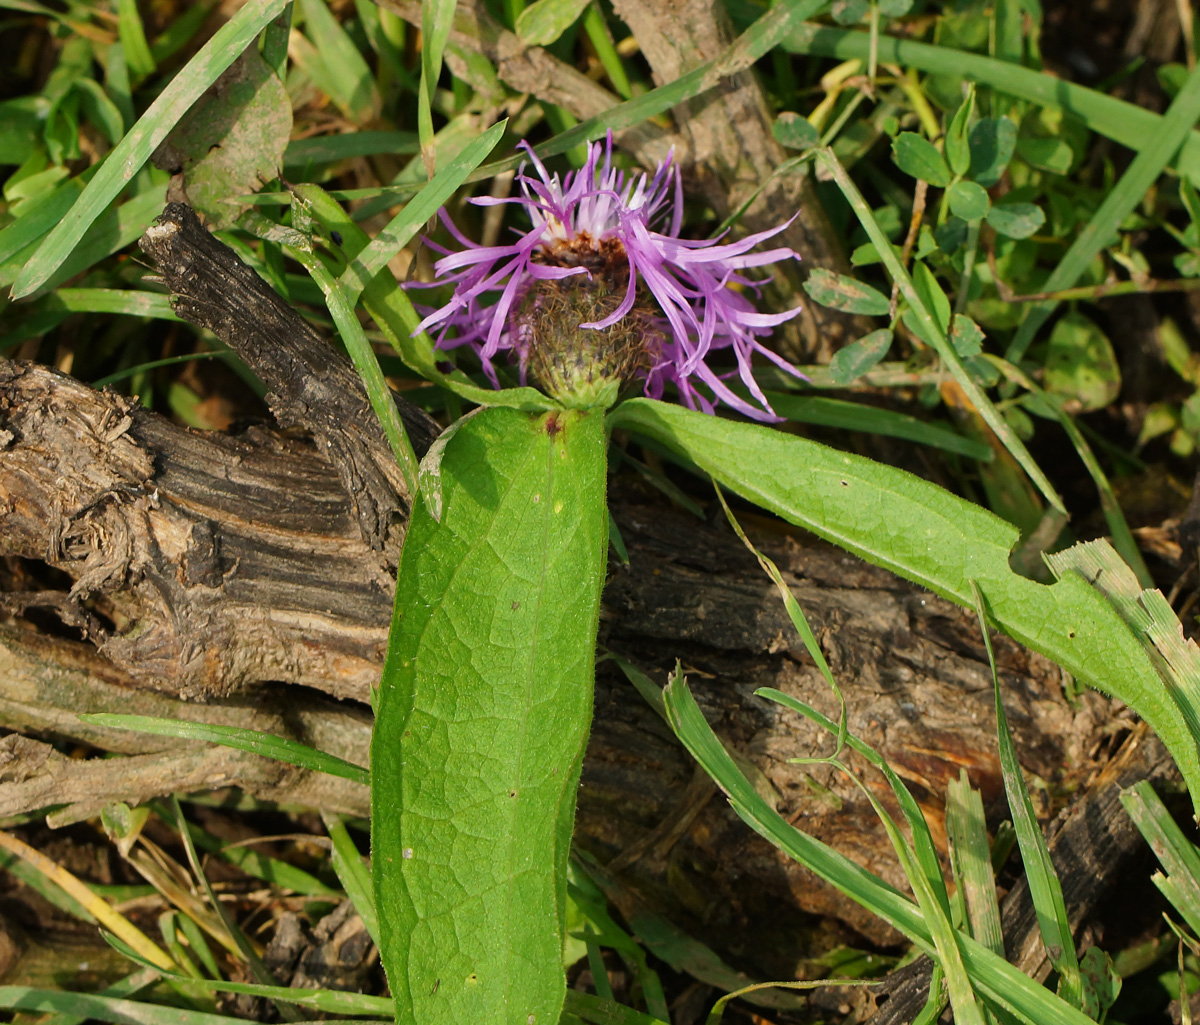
[0,203,1155,989]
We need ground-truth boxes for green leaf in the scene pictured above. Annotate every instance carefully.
[772,111,820,150]
[660,679,1099,1025]
[803,267,890,315]
[1043,312,1120,412]
[373,407,608,1025]
[816,147,1063,514]
[878,0,914,15]
[986,200,1045,239]
[945,88,976,177]
[152,48,291,228]
[1015,136,1074,175]
[295,0,380,123]
[910,260,951,334]
[831,0,868,23]
[77,714,369,785]
[892,132,952,187]
[967,116,1018,187]
[950,314,985,358]
[0,97,43,167]
[1006,62,1200,362]
[607,398,1200,813]
[334,120,506,302]
[828,328,894,385]
[781,24,1200,187]
[766,392,991,460]
[11,0,289,298]
[1079,947,1121,1022]
[418,0,457,174]
[971,583,1081,1003]
[115,0,155,78]
[516,0,591,47]
[947,179,990,220]
[1121,780,1200,938]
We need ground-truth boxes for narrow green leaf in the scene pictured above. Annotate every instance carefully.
[373,407,608,1025]
[911,260,951,334]
[516,0,591,46]
[278,210,420,496]
[283,131,419,169]
[77,713,369,785]
[803,267,890,315]
[471,0,832,179]
[296,181,551,412]
[765,392,991,460]
[1121,780,1200,938]
[336,120,506,302]
[0,988,246,1025]
[945,771,1004,956]
[295,0,379,123]
[419,0,458,174]
[115,0,155,77]
[970,583,1082,1003]
[11,0,288,298]
[946,88,976,177]
[660,678,1099,1025]
[36,288,179,320]
[607,397,1200,811]
[323,812,380,946]
[892,132,952,187]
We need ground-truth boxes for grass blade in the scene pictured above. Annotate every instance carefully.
[783,22,1200,186]
[322,812,380,947]
[1006,63,1200,361]
[11,0,288,298]
[970,582,1082,1004]
[815,147,1065,515]
[1121,780,1200,939]
[662,676,1096,1025]
[77,713,369,785]
[337,118,506,303]
[946,770,1005,957]
[0,831,176,972]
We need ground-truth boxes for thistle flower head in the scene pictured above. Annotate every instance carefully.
[410,134,804,419]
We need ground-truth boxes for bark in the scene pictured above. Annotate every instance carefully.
[0,203,1159,985]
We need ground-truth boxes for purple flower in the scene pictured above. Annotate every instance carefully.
[410,135,804,420]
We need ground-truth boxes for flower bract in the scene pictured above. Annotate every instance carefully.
[410,135,804,419]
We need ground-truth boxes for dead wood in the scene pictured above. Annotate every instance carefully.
[0,360,391,700]
[0,202,1159,986]
[860,726,1177,1023]
[138,203,439,568]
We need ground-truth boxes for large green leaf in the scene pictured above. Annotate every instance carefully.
[372,406,608,1025]
[608,398,1200,808]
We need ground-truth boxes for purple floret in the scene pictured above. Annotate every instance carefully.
[409,134,804,420]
